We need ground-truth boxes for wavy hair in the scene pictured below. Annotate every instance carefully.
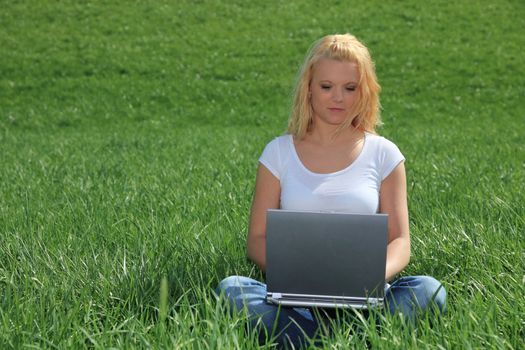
[288,34,382,138]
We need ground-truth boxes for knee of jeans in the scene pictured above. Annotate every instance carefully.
[418,276,447,313]
[215,275,243,295]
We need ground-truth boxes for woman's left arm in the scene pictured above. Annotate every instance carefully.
[380,161,411,282]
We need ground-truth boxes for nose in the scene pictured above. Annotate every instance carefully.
[332,88,343,102]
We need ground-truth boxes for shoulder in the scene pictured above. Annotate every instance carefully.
[365,133,404,157]
[260,134,292,158]
[365,133,405,180]
[259,134,292,180]
[265,134,291,149]
[365,133,400,150]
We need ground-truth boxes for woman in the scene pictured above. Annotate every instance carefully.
[216,33,446,348]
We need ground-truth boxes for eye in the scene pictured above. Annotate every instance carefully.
[321,85,331,90]
[346,86,357,92]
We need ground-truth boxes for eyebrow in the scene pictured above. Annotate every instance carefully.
[319,80,358,85]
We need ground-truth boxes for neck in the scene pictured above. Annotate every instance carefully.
[307,123,361,146]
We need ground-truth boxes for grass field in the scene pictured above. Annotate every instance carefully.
[1,0,524,348]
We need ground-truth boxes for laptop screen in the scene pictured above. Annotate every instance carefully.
[266,210,387,299]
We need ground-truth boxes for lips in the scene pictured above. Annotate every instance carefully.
[328,108,345,112]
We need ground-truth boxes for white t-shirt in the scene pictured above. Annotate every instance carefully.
[259,133,405,214]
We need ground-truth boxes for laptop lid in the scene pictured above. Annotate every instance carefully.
[266,209,387,304]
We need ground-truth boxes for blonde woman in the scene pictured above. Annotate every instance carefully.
[216,34,446,348]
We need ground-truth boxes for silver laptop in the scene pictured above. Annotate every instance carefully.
[265,209,387,309]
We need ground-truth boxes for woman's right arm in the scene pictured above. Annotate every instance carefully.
[246,164,281,272]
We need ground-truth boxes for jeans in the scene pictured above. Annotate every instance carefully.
[215,275,446,348]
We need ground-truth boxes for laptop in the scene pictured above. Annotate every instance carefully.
[265,209,387,309]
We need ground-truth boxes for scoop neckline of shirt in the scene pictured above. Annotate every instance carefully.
[288,132,369,177]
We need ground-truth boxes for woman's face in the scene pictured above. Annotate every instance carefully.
[309,58,359,128]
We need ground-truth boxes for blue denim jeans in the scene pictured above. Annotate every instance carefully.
[215,275,446,348]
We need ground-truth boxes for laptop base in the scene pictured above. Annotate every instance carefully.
[266,292,384,309]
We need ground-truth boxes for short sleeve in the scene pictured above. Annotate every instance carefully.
[258,137,282,180]
[379,138,405,180]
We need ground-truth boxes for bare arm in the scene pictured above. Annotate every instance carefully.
[379,162,411,281]
[246,164,281,272]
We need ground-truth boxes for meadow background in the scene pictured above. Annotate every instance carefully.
[1,0,524,348]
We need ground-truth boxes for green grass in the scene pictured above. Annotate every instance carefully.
[1,0,524,348]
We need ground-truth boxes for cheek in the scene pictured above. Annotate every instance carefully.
[311,94,326,112]
[309,92,318,105]
[311,91,327,104]
[346,93,358,105]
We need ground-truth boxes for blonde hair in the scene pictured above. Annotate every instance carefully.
[288,34,382,139]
